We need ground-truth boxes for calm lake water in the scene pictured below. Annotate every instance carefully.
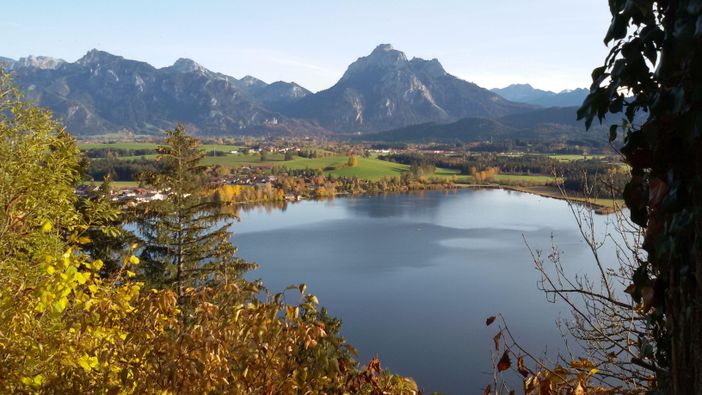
[233,189,617,393]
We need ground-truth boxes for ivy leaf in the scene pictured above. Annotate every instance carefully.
[609,125,618,142]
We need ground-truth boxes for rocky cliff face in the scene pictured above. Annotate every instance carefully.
[278,44,533,132]
[4,50,312,135]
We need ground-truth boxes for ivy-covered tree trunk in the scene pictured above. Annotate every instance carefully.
[580,1,702,392]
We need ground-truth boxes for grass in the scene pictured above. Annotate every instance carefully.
[78,144,579,185]
[325,157,408,180]
[433,168,555,186]
[493,174,555,184]
[203,154,410,180]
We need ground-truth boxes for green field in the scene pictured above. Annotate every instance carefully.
[79,143,570,184]
[203,154,411,180]
[433,167,557,186]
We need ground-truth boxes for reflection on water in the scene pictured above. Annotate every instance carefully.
[231,189,617,393]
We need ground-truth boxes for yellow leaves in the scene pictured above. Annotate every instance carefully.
[77,354,100,372]
[41,221,52,233]
[129,255,140,265]
[46,265,56,275]
[285,305,299,320]
[20,374,45,387]
[50,297,68,314]
[74,271,90,285]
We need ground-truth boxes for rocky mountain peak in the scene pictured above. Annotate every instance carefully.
[76,49,123,66]
[409,57,447,78]
[240,75,266,86]
[371,43,395,54]
[17,55,65,70]
[170,58,208,74]
[341,43,410,81]
[366,43,407,63]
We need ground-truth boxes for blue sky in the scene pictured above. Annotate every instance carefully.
[2,1,611,92]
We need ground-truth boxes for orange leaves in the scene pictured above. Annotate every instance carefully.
[483,314,614,395]
[471,166,500,183]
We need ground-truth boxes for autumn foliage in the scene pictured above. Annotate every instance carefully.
[470,166,500,183]
[0,72,417,393]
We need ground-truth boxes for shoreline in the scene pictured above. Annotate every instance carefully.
[454,182,622,214]
[99,180,623,215]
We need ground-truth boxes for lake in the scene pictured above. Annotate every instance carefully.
[233,189,617,393]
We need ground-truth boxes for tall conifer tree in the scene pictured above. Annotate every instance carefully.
[135,124,254,296]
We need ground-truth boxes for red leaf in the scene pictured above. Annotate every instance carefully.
[486,316,496,326]
[484,384,491,395]
[497,350,511,372]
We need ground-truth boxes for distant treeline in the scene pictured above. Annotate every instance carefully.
[85,158,158,181]
[381,152,627,197]
[84,147,229,159]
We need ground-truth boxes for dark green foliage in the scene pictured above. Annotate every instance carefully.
[134,124,254,295]
[76,178,135,276]
[360,107,609,146]
[579,1,702,391]
[86,157,158,182]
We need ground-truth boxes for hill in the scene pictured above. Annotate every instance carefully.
[359,106,608,145]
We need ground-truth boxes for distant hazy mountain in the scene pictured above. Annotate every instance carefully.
[361,106,607,145]
[491,84,588,107]
[278,44,534,132]
[0,56,16,68]
[3,50,316,135]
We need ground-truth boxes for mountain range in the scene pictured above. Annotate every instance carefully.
[1,45,590,140]
[490,84,588,107]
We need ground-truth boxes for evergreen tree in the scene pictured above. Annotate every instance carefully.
[135,124,254,296]
[76,176,134,277]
